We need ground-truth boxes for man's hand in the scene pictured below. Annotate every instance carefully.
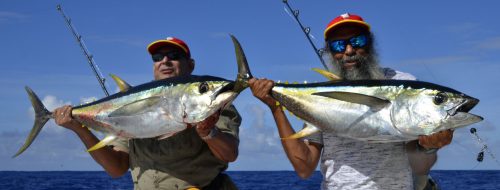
[53,105,84,132]
[418,129,454,149]
[195,111,220,138]
[248,78,278,110]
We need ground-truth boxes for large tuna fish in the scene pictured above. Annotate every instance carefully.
[231,36,483,142]
[14,35,251,157]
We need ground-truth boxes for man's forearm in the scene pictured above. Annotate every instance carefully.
[73,127,130,178]
[406,140,437,175]
[204,132,239,162]
[271,106,320,179]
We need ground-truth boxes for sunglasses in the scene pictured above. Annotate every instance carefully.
[151,51,185,62]
[328,34,369,53]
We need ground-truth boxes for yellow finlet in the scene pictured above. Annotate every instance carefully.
[281,124,321,140]
[110,74,132,92]
[87,135,117,152]
[312,68,342,81]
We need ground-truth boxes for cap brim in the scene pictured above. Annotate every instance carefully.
[324,20,370,39]
[147,40,189,56]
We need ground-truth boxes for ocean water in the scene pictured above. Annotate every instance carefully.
[0,170,499,190]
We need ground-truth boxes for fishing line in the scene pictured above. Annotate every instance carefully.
[469,127,500,166]
[57,4,110,96]
[282,0,328,70]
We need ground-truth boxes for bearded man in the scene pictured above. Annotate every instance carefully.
[249,13,453,190]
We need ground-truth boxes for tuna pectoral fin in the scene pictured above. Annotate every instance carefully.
[312,68,342,81]
[13,87,52,158]
[109,96,161,117]
[110,74,132,92]
[87,135,117,152]
[313,91,390,111]
[282,124,321,140]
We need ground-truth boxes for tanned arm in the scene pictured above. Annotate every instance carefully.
[53,105,130,178]
[249,78,322,178]
[196,113,239,162]
[406,129,454,175]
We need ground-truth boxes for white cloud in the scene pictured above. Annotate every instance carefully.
[239,104,283,155]
[402,56,475,65]
[0,11,28,22]
[86,35,146,47]
[1,94,112,170]
[475,37,500,50]
[444,22,481,35]
[27,95,71,134]
[79,96,98,105]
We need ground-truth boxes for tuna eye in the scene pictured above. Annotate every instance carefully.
[433,93,447,105]
[199,82,209,94]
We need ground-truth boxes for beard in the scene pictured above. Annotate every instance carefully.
[327,44,385,80]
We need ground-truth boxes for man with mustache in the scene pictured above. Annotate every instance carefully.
[53,37,241,190]
[249,13,452,190]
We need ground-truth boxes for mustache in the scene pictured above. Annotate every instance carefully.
[339,54,368,66]
[332,53,385,80]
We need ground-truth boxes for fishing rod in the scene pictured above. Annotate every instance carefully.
[56,4,110,96]
[282,0,328,70]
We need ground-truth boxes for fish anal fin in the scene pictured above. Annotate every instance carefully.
[313,91,390,111]
[110,74,132,92]
[312,68,342,81]
[109,96,162,117]
[282,124,321,140]
[87,135,117,152]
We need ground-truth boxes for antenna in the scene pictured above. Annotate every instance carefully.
[56,4,110,96]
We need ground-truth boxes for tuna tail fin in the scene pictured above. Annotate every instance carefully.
[230,34,253,93]
[13,87,52,158]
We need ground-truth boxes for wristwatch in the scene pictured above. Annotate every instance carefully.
[201,127,219,140]
[416,143,438,154]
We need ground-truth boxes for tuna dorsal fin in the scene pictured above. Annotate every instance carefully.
[87,135,117,152]
[313,91,390,111]
[311,68,342,81]
[110,74,132,92]
[108,96,162,117]
[282,123,321,140]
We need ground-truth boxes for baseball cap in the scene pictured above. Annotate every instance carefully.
[324,13,370,40]
[147,37,191,57]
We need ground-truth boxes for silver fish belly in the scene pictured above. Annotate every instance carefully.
[272,80,482,142]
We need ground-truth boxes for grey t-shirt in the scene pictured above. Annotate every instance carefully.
[306,68,417,190]
[111,104,241,190]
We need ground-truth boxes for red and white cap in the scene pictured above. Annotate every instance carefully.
[324,13,370,39]
[147,37,191,57]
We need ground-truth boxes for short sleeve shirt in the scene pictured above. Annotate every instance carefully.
[110,104,241,190]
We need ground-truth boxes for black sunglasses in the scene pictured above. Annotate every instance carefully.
[151,51,185,62]
[328,34,369,53]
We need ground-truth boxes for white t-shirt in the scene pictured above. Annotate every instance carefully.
[306,68,417,190]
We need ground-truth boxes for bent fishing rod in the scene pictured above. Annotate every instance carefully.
[56,4,110,96]
[282,0,327,70]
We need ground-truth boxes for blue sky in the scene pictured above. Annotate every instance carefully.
[1,0,499,171]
